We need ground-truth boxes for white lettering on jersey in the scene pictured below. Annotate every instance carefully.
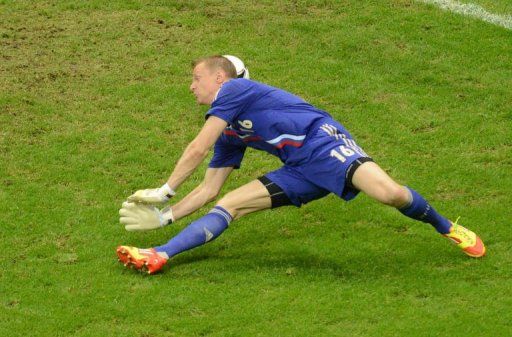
[238,120,253,129]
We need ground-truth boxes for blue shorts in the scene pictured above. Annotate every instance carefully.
[264,121,372,207]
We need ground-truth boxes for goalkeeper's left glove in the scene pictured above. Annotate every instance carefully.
[119,201,174,232]
[127,183,175,205]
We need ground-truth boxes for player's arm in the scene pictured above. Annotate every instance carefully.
[166,129,246,220]
[128,80,246,204]
[120,167,233,232]
[127,116,227,204]
[165,116,228,190]
[169,167,233,221]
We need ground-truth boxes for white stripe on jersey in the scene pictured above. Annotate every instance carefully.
[326,124,338,136]
[266,134,306,145]
[320,125,332,135]
[321,124,345,140]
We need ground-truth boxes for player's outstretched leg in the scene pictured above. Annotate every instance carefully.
[154,206,233,258]
[116,205,232,274]
[117,179,272,274]
[351,161,485,257]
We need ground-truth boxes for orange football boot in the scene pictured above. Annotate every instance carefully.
[443,219,486,258]
[116,246,168,274]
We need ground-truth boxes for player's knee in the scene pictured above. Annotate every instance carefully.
[216,193,240,219]
[204,187,221,203]
[381,185,409,208]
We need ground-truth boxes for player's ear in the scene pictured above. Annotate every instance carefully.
[216,70,226,83]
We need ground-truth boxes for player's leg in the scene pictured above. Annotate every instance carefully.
[151,179,272,259]
[350,161,485,257]
[118,178,287,274]
[351,161,450,232]
[117,164,330,273]
[215,178,272,220]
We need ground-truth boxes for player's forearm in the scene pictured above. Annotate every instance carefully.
[165,116,228,192]
[166,143,209,190]
[170,184,218,221]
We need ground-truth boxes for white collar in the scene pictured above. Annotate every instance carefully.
[212,80,230,103]
[213,87,221,102]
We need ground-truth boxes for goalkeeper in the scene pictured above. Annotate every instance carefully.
[117,55,485,274]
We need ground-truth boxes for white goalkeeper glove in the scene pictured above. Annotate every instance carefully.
[127,183,175,205]
[119,201,175,232]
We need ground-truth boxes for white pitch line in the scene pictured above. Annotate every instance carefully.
[418,0,512,30]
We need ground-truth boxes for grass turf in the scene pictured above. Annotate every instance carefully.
[1,1,511,336]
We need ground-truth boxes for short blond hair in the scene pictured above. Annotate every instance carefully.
[192,55,237,79]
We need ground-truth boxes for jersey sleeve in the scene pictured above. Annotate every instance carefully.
[205,79,252,125]
[208,132,247,169]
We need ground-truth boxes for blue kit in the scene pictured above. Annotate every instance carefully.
[206,79,371,207]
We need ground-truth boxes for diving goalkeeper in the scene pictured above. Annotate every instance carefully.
[117,55,485,274]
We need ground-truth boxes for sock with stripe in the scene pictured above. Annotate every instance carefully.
[398,187,452,234]
[155,206,232,258]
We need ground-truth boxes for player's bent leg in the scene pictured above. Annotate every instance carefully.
[116,207,232,274]
[216,178,272,220]
[153,179,272,258]
[351,161,485,257]
[117,179,273,274]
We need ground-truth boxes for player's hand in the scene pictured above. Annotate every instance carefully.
[127,183,175,204]
[119,202,175,232]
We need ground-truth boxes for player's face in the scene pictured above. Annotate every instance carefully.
[190,62,224,105]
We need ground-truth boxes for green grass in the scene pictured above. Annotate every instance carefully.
[1,0,511,336]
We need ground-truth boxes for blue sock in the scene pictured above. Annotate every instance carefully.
[155,206,232,258]
[399,187,452,234]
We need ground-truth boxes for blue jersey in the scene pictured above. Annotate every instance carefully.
[206,79,371,206]
[207,79,345,168]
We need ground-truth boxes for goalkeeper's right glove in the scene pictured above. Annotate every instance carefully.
[119,201,175,232]
[127,183,175,205]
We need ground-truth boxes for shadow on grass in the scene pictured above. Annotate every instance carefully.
[166,242,448,281]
